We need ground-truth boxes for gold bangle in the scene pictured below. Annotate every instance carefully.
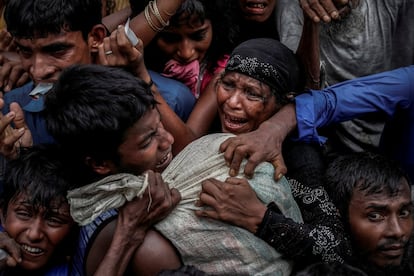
[144,4,163,32]
[150,0,169,27]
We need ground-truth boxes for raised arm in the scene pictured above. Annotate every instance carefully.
[220,65,414,180]
[129,0,184,47]
[300,0,350,23]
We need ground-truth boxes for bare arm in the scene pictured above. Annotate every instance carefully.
[99,21,220,155]
[102,6,132,34]
[300,0,350,23]
[89,171,181,276]
[129,0,185,47]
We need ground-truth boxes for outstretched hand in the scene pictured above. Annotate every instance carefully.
[0,99,33,159]
[300,0,350,23]
[195,177,267,234]
[0,232,22,269]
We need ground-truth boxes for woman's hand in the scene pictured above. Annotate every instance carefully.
[195,177,267,234]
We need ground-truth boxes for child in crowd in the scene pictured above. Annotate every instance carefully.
[0,145,78,275]
[44,64,303,275]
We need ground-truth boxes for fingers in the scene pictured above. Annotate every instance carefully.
[98,25,142,68]
[0,61,12,92]
[197,178,220,205]
[9,102,26,130]
[145,171,180,221]
[300,0,342,23]
[195,180,221,219]
[3,62,27,92]
[0,30,13,51]
[0,233,22,268]
[272,157,287,181]
[194,208,219,220]
[220,137,243,177]
[169,188,181,206]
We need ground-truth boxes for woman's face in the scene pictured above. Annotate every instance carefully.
[217,72,278,134]
[156,14,213,65]
[238,0,277,23]
[1,192,74,271]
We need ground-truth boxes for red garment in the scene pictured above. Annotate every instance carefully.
[162,55,229,98]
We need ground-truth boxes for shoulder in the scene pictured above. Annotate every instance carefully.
[3,82,34,105]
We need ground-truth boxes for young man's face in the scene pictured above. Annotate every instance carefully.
[1,192,74,270]
[14,31,93,85]
[348,179,413,267]
[117,108,175,174]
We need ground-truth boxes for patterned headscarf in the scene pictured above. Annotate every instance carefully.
[225,38,303,95]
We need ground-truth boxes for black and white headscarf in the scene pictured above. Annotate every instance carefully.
[225,38,303,95]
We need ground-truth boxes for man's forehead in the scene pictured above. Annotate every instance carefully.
[352,184,412,206]
[15,30,85,46]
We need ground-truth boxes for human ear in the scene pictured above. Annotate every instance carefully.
[84,156,117,175]
[0,209,6,228]
[88,24,107,53]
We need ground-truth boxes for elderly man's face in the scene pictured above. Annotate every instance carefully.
[348,179,413,267]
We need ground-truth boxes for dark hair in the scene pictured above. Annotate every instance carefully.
[224,38,304,108]
[4,0,102,40]
[0,144,74,214]
[131,0,234,71]
[44,64,157,184]
[0,144,78,270]
[325,152,412,220]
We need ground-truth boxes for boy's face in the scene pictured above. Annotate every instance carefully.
[1,192,74,270]
[14,31,93,85]
[116,108,175,174]
[348,179,413,267]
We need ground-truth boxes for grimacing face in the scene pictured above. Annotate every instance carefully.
[15,31,93,85]
[348,179,413,267]
[116,108,174,175]
[1,192,74,271]
[216,71,277,135]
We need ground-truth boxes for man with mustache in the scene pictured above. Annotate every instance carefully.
[325,152,414,275]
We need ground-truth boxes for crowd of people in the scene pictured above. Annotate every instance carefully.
[0,0,412,275]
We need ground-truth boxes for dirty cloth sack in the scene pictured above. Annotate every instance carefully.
[67,133,303,275]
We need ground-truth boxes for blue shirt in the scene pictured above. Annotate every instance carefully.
[3,81,55,145]
[295,65,414,181]
[2,72,196,146]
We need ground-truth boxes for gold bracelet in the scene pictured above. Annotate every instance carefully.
[150,0,169,27]
[144,4,163,32]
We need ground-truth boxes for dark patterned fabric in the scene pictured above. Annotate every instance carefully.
[256,178,352,270]
[224,38,302,94]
